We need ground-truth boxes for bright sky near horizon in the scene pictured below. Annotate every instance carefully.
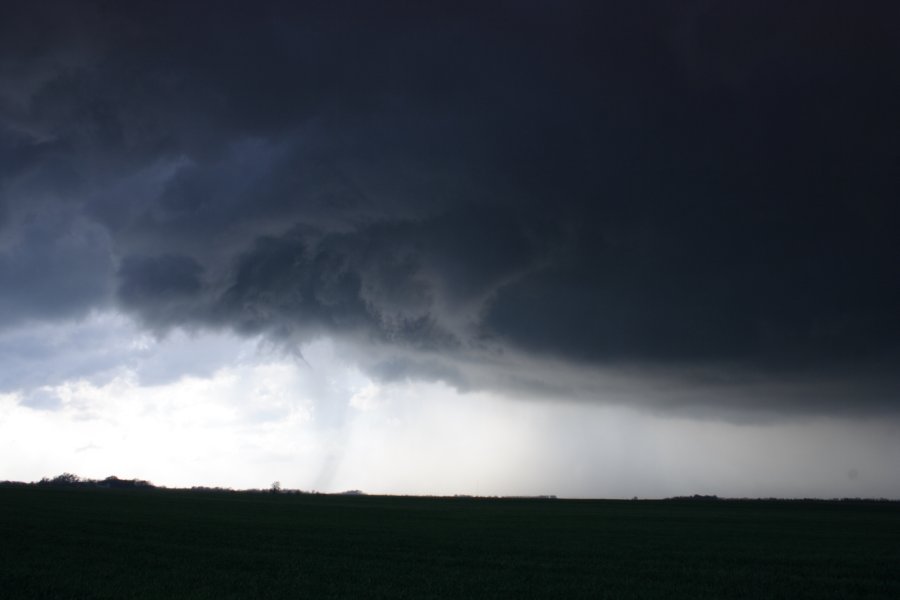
[3,314,898,498]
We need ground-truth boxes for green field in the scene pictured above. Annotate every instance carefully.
[1,486,898,599]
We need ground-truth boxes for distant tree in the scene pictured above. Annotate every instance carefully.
[99,476,153,489]
[271,481,282,494]
[49,473,81,486]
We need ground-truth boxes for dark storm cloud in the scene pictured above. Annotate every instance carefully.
[119,204,553,349]
[0,211,113,327]
[117,254,206,328]
[483,200,900,366]
[219,230,373,336]
[1,1,898,414]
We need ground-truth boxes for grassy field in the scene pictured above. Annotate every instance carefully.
[1,486,898,599]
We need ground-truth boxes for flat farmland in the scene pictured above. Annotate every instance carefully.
[1,486,898,599]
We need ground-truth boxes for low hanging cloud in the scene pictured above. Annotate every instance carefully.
[1,0,898,417]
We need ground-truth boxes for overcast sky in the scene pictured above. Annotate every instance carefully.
[1,1,898,497]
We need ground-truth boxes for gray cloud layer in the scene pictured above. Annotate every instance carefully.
[1,1,898,416]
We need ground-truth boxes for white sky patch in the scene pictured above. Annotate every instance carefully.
[349,382,383,412]
[1,318,899,498]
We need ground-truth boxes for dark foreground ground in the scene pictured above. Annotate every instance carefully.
[1,486,898,599]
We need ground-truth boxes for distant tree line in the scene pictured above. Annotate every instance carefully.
[36,473,154,489]
[666,494,721,501]
[0,478,894,502]
[663,494,898,503]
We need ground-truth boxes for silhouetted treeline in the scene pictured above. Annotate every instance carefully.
[664,494,898,503]
[666,494,721,501]
[0,477,895,502]
[34,473,154,489]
